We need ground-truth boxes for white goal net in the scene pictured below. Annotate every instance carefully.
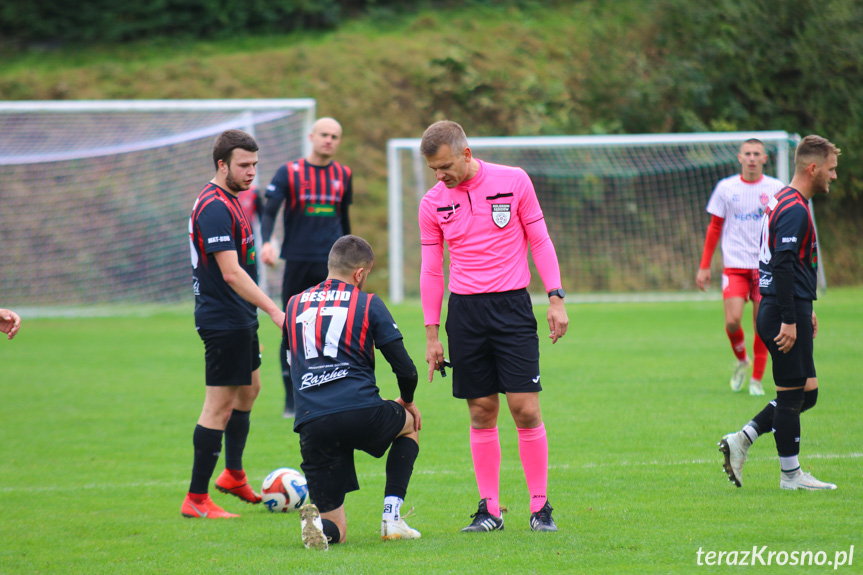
[0,99,315,308]
[387,131,818,303]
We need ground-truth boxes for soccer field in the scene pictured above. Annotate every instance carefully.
[1,288,861,574]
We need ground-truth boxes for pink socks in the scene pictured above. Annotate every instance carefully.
[469,427,501,516]
[517,423,548,513]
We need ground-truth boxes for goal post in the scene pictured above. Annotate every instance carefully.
[0,99,315,308]
[388,131,820,304]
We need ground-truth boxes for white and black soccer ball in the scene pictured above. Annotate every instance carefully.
[261,468,308,513]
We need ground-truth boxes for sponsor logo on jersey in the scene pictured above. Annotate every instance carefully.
[332,180,341,192]
[300,366,350,390]
[781,236,797,244]
[246,244,256,265]
[208,235,231,244]
[300,290,352,303]
[759,271,772,288]
[734,209,765,221]
[492,204,511,228]
[760,192,770,206]
[306,203,337,217]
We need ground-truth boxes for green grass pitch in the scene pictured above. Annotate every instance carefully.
[1,288,860,574]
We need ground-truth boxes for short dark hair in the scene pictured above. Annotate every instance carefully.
[795,135,841,172]
[328,235,374,275]
[212,129,259,169]
[420,120,469,157]
[742,138,764,149]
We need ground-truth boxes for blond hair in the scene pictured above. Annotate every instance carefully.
[795,135,841,172]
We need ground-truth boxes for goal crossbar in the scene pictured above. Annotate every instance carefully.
[387,131,811,304]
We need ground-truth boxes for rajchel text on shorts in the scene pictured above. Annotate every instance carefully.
[696,545,854,569]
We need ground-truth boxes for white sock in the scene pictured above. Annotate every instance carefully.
[779,455,800,475]
[741,425,758,445]
[383,496,403,522]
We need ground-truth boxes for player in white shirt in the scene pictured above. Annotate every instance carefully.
[696,139,785,395]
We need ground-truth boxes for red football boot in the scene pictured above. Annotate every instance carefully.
[215,469,262,504]
[181,493,239,518]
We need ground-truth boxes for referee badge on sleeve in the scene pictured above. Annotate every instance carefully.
[492,204,511,228]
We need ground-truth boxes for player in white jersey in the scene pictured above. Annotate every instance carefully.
[696,139,785,395]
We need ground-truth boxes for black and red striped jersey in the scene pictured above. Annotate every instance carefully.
[189,183,258,329]
[758,186,818,301]
[237,185,262,224]
[264,159,352,262]
[284,279,402,428]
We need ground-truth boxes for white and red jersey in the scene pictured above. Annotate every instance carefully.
[706,174,784,269]
[418,160,562,326]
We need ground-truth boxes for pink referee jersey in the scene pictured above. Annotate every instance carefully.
[706,174,785,269]
[419,160,562,326]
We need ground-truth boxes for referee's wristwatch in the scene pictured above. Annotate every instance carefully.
[547,288,565,300]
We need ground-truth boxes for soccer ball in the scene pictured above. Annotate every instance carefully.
[261,468,308,513]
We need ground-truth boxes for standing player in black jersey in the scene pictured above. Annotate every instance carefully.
[260,117,353,418]
[284,235,421,549]
[719,135,840,491]
[182,129,287,519]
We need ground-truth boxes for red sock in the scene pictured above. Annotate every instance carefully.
[752,332,768,381]
[726,327,747,361]
[517,424,548,513]
[226,468,246,481]
[188,492,208,503]
[470,427,501,516]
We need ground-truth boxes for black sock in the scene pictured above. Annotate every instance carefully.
[321,519,341,544]
[749,401,776,436]
[772,388,804,457]
[224,409,250,471]
[190,425,223,494]
[385,436,419,500]
[802,388,818,412]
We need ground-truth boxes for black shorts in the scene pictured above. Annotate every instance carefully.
[198,327,261,387]
[282,260,329,305]
[446,289,541,399]
[297,401,406,513]
[756,297,816,385]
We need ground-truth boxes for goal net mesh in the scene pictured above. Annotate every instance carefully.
[0,103,310,307]
[390,134,798,301]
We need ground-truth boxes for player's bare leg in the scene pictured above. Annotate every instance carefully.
[724,297,749,391]
[749,299,767,395]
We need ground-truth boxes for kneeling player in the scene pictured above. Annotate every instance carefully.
[284,235,422,549]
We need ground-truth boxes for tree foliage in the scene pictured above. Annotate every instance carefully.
[653,0,863,206]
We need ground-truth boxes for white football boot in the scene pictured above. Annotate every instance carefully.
[780,469,837,491]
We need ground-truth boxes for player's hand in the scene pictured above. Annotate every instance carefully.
[425,338,445,382]
[547,297,568,344]
[775,322,797,353]
[0,308,21,340]
[396,397,422,431]
[811,311,818,340]
[695,268,711,291]
[270,310,286,331]
[260,242,276,266]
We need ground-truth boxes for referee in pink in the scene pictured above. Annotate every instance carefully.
[418,120,569,532]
